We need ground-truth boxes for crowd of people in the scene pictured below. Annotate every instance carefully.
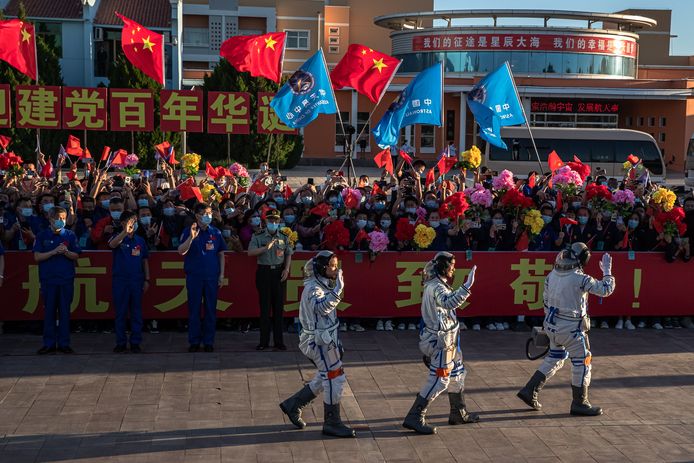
[1,144,694,349]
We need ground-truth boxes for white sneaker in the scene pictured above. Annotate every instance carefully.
[385,320,394,331]
[600,321,609,329]
[408,323,417,330]
[397,323,406,330]
[486,323,497,331]
[615,319,624,330]
[350,323,365,332]
[340,323,348,332]
[637,321,646,329]
[495,322,505,331]
[150,320,159,334]
[460,322,468,331]
[376,320,384,331]
[502,322,510,330]
[472,324,481,331]
[653,323,663,330]
[625,320,636,330]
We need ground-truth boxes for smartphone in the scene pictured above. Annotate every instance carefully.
[307,178,314,185]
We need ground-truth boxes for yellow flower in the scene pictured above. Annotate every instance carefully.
[524,209,544,235]
[652,187,676,212]
[281,227,298,247]
[622,161,632,170]
[414,224,436,249]
[461,145,481,169]
[200,183,215,202]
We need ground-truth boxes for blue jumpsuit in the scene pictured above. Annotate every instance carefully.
[180,225,227,346]
[33,228,81,348]
[111,234,148,347]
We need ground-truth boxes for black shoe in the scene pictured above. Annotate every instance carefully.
[37,346,56,355]
[58,346,74,354]
[256,344,268,351]
[570,385,602,416]
[322,403,355,438]
[402,394,437,434]
[274,344,287,351]
[203,345,214,352]
[447,392,480,425]
[188,344,200,353]
[280,384,317,429]
[113,345,127,353]
[517,370,547,411]
[130,344,141,353]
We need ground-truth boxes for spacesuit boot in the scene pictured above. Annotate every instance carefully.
[322,403,355,438]
[570,385,603,416]
[403,394,437,434]
[279,384,317,429]
[517,371,547,411]
[448,391,479,425]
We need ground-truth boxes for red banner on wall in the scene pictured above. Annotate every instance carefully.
[412,33,638,58]
[160,90,204,133]
[0,251,689,321]
[0,84,11,128]
[62,87,108,130]
[15,85,62,129]
[206,91,251,134]
[109,88,154,131]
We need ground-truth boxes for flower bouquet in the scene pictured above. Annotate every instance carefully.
[523,209,545,237]
[585,183,612,211]
[341,188,362,209]
[492,169,515,192]
[611,189,636,218]
[229,162,250,188]
[438,192,469,224]
[552,165,584,197]
[457,145,481,170]
[281,226,299,249]
[368,229,389,262]
[122,153,140,177]
[181,153,201,178]
[0,151,24,177]
[651,186,676,212]
[323,219,350,250]
[653,207,687,239]
[414,224,436,250]
[395,217,416,242]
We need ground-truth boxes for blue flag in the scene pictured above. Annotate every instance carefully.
[467,62,525,149]
[270,49,337,129]
[372,63,442,149]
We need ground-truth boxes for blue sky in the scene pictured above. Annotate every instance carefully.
[434,0,693,56]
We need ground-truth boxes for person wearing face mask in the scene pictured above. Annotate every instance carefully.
[573,207,596,245]
[74,197,96,250]
[135,206,159,250]
[282,207,298,232]
[239,210,262,250]
[35,193,57,234]
[248,209,293,351]
[33,207,82,355]
[6,197,36,250]
[428,211,450,251]
[279,251,355,438]
[91,198,125,250]
[349,212,370,251]
[178,203,227,353]
[403,253,478,434]
[156,200,184,250]
[530,205,560,251]
[109,211,150,353]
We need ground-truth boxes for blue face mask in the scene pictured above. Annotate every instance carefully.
[406,207,417,215]
[628,219,639,229]
[425,200,438,209]
[268,203,277,210]
[21,207,33,217]
[266,222,279,233]
[200,214,212,225]
[250,217,261,227]
[356,219,367,229]
[132,222,139,233]
[110,210,122,220]
[374,202,386,211]
[163,207,175,217]
[137,199,149,208]
[42,203,54,213]
[284,215,296,224]
[140,216,152,226]
[578,216,589,225]
[430,220,440,228]
[367,220,375,229]
[301,197,313,206]
[492,218,504,226]
[53,219,65,230]
[101,200,110,209]
[274,197,285,205]
[542,215,552,224]
[225,207,235,216]
[380,220,391,228]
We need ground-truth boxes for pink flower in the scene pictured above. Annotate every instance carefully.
[612,189,636,206]
[229,162,249,178]
[553,165,583,186]
[368,230,389,253]
[492,169,515,191]
[124,154,139,167]
[465,183,493,208]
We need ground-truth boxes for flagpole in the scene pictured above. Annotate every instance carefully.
[505,61,544,176]
[322,48,349,154]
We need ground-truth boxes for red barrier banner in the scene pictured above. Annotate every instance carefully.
[206,91,251,134]
[62,87,108,130]
[160,90,204,133]
[0,84,11,128]
[0,251,689,320]
[15,85,62,129]
[109,88,154,131]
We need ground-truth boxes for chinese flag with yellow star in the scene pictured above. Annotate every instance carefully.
[219,32,286,83]
[0,19,37,80]
[116,12,164,85]
[331,44,401,103]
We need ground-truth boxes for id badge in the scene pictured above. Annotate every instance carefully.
[205,241,214,251]
[79,236,87,248]
[18,239,27,250]
[131,247,141,257]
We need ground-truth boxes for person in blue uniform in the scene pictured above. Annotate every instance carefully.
[109,210,150,353]
[33,206,81,354]
[178,203,227,352]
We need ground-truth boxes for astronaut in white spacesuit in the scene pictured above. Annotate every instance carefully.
[402,252,478,435]
[279,251,355,438]
[517,242,615,416]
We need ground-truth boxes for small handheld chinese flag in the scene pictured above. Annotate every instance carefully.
[220,32,286,83]
[100,146,111,162]
[41,157,53,178]
[330,44,401,103]
[66,135,82,156]
[373,148,394,175]
[116,12,164,85]
[81,148,93,162]
[436,156,456,175]
[548,150,563,172]
[0,19,37,81]
[399,150,413,165]
[0,134,10,151]
[425,167,435,188]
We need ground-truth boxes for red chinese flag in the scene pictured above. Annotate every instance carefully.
[220,32,285,83]
[436,156,456,175]
[330,44,401,103]
[116,13,164,85]
[548,150,563,172]
[155,141,170,158]
[168,147,179,165]
[425,167,435,188]
[111,149,127,167]
[205,162,218,179]
[66,135,82,156]
[249,179,269,196]
[100,146,111,162]
[399,150,413,165]
[0,19,37,81]
[516,231,530,251]
[284,185,293,200]
[374,148,393,175]
[82,148,92,161]
[560,217,578,228]
[528,173,536,188]
[555,190,563,213]
[0,134,10,150]
[41,157,53,178]
[371,182,384,197]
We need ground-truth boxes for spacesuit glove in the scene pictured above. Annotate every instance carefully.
[333,269,344,295]
[462,265,477,292]
[599,253,612,276]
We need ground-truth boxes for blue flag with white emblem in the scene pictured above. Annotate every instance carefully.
[372,63,443,149]
[467,62,526,149]
[270,49,337,129]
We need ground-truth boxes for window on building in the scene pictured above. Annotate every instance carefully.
[420,125,435,149]
[660,132,666,143]
[335,112,350,150]
[625,116,633,127]
[183,28,209,46]
[660,117,667,127]
[285,30,310,50]
[638,117,644,127]
[648,117,656,127]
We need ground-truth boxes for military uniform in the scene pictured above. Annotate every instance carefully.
[249,210,293,348]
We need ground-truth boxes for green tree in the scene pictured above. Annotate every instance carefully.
[188,59,303,169]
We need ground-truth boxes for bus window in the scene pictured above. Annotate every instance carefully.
[589,141,615,163]
[615,140,663,174]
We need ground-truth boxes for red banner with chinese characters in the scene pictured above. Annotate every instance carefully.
[412,34,638,58]
[160,90,204,133]
[0,84,11,128]
[0,251,689,320]
[62,87,108,130]
[206,91,251,134]
[109,88,154,132]
[531,99,619,114]
[257,91,298,135]
[15,85,62,129]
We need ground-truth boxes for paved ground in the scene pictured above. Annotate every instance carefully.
[1,328,694,463]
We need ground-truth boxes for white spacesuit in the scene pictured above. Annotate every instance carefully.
[402,252,479,435]
[517,242,615,416]
[279,251,354,438]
